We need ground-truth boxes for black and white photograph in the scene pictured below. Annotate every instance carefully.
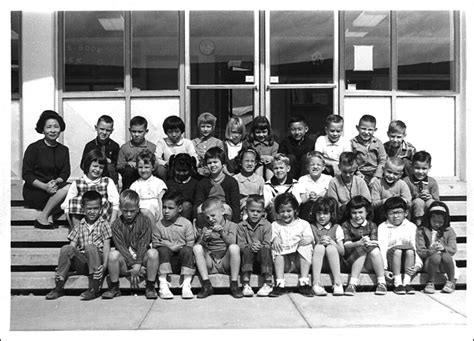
[2,1,473,340]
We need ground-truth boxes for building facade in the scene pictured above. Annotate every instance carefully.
[11,11,466,180]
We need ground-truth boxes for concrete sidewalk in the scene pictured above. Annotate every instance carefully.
[10,290,466,330]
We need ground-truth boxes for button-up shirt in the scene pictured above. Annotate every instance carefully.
[117,140,156,171]
[156,137,197,166]
[351,135,387,179]
[315,135,352,164]
[152,216,195,249]
[68,217,112,253]
[237,218,272,249]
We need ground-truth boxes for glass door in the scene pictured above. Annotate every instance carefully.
[265,11,338,141]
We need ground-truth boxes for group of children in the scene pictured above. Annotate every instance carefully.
[45,111,457,301]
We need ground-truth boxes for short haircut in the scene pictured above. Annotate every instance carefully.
[202,197,223,212]
[236,146,261,171]
[204,146,226,164]
[97,115,114,125]
[288,115,307,127]
[163,115,185,133]
[136,149,156,167]
[130,115,148,129]
[120,189,140,206]
[162,190,185,206]
[339,152,357,167]
[274,192,299,213]
[383,196,408,213]
[424,200,451,229]
[35,110,66,133]
[247,116,275,144]
[413,151,432,165]
[325,114,344,126]
[306,151,325,166]
[246,194,265,209]
[197,112,217,127]
[81,149,107,173]
[345,195,373,221]
[272,153,290,166]
[225,116,245,140]
[385,156,405,169]
[81,190,103,206]
[309,197,339,224]
[387,120,406,134]
[358,114,376,126]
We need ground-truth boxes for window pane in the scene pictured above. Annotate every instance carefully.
[190,89,254,140]
[270,11,334,84]
[131,11,179,91]
[271,89,333,141]
[344,11,390,90]
[190,11,254,84]
[64,11,124,91]
[11,11,20,96]
[397,11,454,90]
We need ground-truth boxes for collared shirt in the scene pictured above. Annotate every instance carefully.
[311,222,344,244]
[370,177,412,208]
[199,219,238,258]
[278,135,316,176]
[263,177,299,207]
[403,175,440,201]
[117,140,156,170]
[225,140,242,160]
[351,135,387,178]
[237,218,272,249]
[341,219,378,243]
[111,213,152,267]
[243,139,279,158]
[377,218,423,269]
[156,137,197,166]
[271,218,314,256]
[315,135,352,163]
[130,175,167,201]
[68,217,112,253]
[166,177,198,203]
[81,137,120,169]
[192,136,224,164]
[383,140,416,161]
[326,174,371,206]
[152,216,195,249]
[293,174,332,202]
[233,173,265,208]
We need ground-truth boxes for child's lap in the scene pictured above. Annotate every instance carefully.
[117,252,150,276]
[203,248,231,275]
[387,246,414,270]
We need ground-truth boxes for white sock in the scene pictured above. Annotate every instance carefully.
[299,277,309,286]
[349,277,359,285]
[377,276,386,285]
[402,274,412,286]
[182,275,192,286]
[159,274,167,286]
[276,279,285,287]
[394,274,402,286]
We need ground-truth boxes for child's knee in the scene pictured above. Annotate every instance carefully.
[147,248,159,260]
[108,250,121,262]
[228,244,240,255]
[193,244,204,255]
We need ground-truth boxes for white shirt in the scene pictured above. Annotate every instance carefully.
[225,140,242,160]
[271,218,314,262]
[377,219,423,269]
[315,135,351,163]
[61,175,119,213]
[294,174,332,202]
[130,175,167,219]
[155,137,197,165]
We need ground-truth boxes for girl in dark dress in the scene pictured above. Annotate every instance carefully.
[22,110,71,229]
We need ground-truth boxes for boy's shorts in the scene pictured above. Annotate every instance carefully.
[203,248,230,275]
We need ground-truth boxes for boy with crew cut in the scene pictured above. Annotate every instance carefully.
[370,156,412,224]
[46,190,112,300]
[383,120,416,177]
[101,189,159,300]
[155,115,197,180]
[278,115,316,180]
[378,196,422,295]
[351,114,387,186]
[193,198,243,299]
[315,114,352,176]
[237,195,274,297]
[81,115,120,184]
[117,116,156,190]
[152,190,196,299]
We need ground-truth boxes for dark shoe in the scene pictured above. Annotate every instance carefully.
[344,284,357,296]
[81,288,101,301]
[405,284,415,295]
[145,285,158,300]
[34,219,54,230]
[197,284,214,299]
[230,285,244,299]
[299,284,314,297]
[393,285,406,295]
[45,287,64,300]
[269,285,285,297]
[102,285,121,299]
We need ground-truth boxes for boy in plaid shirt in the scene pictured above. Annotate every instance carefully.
[46,190,112,300]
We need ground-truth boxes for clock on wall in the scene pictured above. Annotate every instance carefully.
[199,39,215,55]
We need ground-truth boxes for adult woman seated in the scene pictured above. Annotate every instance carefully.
[22,110,71,229]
